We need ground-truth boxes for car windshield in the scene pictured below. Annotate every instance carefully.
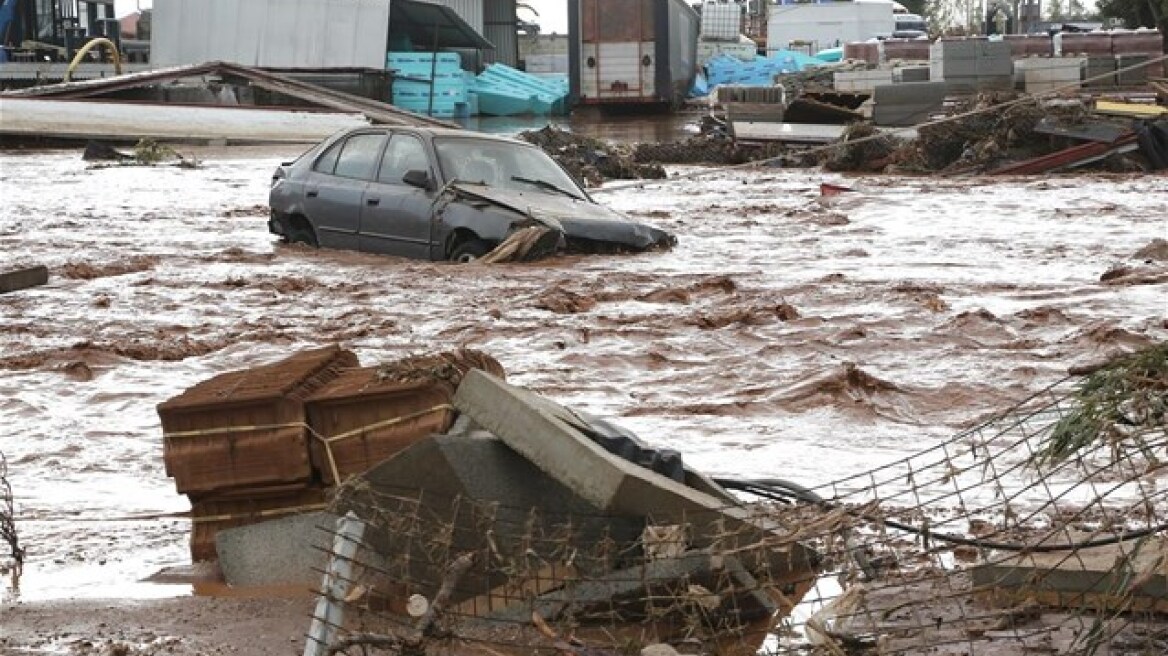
[434,137,585,200]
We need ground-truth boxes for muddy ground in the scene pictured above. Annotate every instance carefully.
[0,144,1165,654]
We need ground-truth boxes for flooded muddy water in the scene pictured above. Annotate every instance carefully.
[0,146,1165,602]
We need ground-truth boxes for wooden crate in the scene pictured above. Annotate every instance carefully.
[189,485,330,562]
[305,370,457,485]
[159,345,358,495]
[305,349,506,484]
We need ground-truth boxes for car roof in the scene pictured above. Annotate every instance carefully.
[362,125,531,145]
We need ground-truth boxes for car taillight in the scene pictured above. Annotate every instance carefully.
[271,167,286,188]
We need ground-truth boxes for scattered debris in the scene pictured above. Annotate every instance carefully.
[281,343,1168,655]
[822,122,898,172]
[308,369,818,655]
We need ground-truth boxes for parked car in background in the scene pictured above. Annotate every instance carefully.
[268,127,676,262]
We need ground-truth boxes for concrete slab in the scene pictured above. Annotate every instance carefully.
[972,537,1168,614]
[873,82,947,127]
[731,122,846,144]
[0,265,49,294]
[215,511,336,587]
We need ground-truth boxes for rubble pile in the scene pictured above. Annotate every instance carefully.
[517,126,665,186]
[519,125,787,185]
[819,94,1131,174]
[822,122,899,172]
[896,95,1061,172]
[634,133,785,166]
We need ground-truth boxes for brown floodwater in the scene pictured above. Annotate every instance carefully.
[0,144,1165,602]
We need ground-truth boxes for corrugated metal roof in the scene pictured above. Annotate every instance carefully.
[390,0,495,50]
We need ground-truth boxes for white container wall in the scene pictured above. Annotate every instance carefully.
[767,2,894,55]
[151,0,391,68]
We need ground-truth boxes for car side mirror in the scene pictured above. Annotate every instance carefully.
[402,169,433,190]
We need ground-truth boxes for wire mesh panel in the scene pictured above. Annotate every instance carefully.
[308,346,1168,655]
[1,449,22,591]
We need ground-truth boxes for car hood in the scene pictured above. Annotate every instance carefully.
[448,183,675,250]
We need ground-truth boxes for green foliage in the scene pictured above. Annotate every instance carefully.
[133,138,178,165]
[1065,0,1089,19]
[1032,343,1168,467]
[1098,0,1168,29]
[1048,0,1065,20]
[900,0,927,16]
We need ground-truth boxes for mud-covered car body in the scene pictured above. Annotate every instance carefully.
[268,126,675,261]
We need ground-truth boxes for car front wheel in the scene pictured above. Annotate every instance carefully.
[450,238,491,263]
[287,221,318,247]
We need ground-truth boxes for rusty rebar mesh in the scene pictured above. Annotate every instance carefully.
[1,449,23,588]
[314,345,1168,656]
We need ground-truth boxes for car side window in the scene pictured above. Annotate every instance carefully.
[313,140,343,174]
[377,135,430,184]
[332,133,387,180]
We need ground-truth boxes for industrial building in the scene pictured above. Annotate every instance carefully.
[150,0,521,70]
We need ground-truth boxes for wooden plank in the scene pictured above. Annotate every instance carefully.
[0,265,49,294]
[1094,99,1168,118]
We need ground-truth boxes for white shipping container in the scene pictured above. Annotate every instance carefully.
[767,2,894,55]
[152,0,392,69]
[700,2,741,42]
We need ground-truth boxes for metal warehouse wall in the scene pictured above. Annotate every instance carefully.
[151,0,392,69]
[430,0,484,33]
[482,0,517,66]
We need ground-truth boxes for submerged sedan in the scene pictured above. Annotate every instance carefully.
[268,126,675,262]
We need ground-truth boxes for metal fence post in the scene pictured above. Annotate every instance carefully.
[303,512,365,656]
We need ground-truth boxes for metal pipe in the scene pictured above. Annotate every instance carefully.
[64,36,122,82]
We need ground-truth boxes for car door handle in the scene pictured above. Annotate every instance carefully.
[366,198,380,206]
[306,190,318,198]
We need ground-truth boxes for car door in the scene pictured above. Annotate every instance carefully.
[358,133,437,260]
[303,131,387,251]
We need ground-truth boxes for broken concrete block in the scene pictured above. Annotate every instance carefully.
[0,265,49,294]
[452,369,819,595]
[215,510,336,587]
[335,432,646,608]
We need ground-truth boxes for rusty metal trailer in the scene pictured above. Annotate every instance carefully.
[568,0,699,108]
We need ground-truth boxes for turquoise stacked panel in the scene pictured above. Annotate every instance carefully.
[388,52,469,119]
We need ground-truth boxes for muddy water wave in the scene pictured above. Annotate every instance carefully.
[1,148,1165,600]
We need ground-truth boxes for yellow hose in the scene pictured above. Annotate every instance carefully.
[64,37,123,82]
